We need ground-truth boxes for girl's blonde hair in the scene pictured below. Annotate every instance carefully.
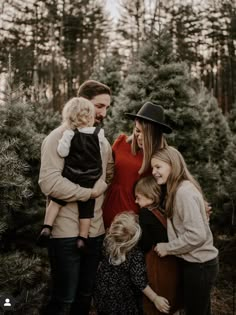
[62,97,95,129]
[131,119,167,174]
[152,146,203,218]
[105,212,141,266]
[134,176,161,206]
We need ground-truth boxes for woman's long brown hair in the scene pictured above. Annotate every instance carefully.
[131,119,167,174]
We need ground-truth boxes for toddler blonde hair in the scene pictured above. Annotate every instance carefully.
[105,212,141,266]
[62,97,95,129]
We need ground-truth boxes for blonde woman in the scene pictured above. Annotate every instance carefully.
[152,146,219,315]
[94,212,170,315]
[38,97,107,250]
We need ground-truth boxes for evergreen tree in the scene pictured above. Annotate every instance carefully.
[0,0,111,104]
[91,49,123,100]
[227,101,236,134]
[193,83,233,217]
[220,135,236,233]
[105,32,202,150]
[220,101,236,232]
[107,32,234,230]
[0,99,60,314]
[90,49,123,140]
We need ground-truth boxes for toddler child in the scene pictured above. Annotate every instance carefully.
[38,97,106,249]
[94,211,170,315]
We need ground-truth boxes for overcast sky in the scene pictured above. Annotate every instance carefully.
[106,0,119,20]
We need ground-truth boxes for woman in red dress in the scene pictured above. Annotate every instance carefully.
[102,101,172,228]
[102,133,143,228]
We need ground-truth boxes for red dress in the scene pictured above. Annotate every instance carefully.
[102,134,143,228]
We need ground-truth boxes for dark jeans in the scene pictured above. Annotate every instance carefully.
[181,257,219,315]
[43,234,104,315]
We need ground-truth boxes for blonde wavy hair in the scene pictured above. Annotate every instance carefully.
[151,146,203,218]
[105,212,141,266]
[62,97,95,129]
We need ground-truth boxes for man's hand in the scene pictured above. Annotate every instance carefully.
[91,178,107,198]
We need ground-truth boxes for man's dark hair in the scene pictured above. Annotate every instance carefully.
[78,80,111,100]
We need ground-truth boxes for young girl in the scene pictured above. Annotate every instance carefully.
[38,97,106,249]
[94,212,170,315]
[135,176,183,315]
[152,146,219,315]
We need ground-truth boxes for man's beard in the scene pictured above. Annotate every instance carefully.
[94,116,104,126]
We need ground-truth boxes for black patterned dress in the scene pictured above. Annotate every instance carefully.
[94,246,148,315]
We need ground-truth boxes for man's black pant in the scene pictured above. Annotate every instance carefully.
[43,234,104,315]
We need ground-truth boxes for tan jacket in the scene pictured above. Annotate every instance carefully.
[38,125,114,238]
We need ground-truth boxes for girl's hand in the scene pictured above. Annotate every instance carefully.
[153,295,170,313]
[155,243,168,257]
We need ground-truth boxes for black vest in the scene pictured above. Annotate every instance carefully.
[62,127,102,186]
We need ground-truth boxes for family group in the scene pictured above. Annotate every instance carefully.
[38,80,218,315]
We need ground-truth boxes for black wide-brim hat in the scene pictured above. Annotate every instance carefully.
[125,102,172,134]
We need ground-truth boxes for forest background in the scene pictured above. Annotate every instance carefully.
[0,0,236,314]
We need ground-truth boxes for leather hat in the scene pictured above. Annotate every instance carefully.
[125,102,172,134]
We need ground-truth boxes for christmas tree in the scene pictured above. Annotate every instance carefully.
[0,91,60,313]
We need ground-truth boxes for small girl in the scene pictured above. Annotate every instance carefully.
[152,146,219,315]
[134,176,183,315]
[94,211,170,315]
[38,97,106,249]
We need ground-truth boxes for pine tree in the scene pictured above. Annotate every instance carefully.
[0,0,111,105]
[105,32,202,150]
[0,98,61,314]
[106,31,234,230]
[220,135,236,233]
[90,49,123,141]
[192,83,233,223]
[91,49,123,100]
[228,101,236,134]
[220,101,236,232]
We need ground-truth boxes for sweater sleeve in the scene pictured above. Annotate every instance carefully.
[165,187,207,255]
[57,129,74,157]
[38,127,91,202]
[139,208,168,253]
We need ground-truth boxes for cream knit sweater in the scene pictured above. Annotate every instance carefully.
[165,180,218,263]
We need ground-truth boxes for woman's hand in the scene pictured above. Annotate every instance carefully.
[153,295,170,313]
[155,243,168,257]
